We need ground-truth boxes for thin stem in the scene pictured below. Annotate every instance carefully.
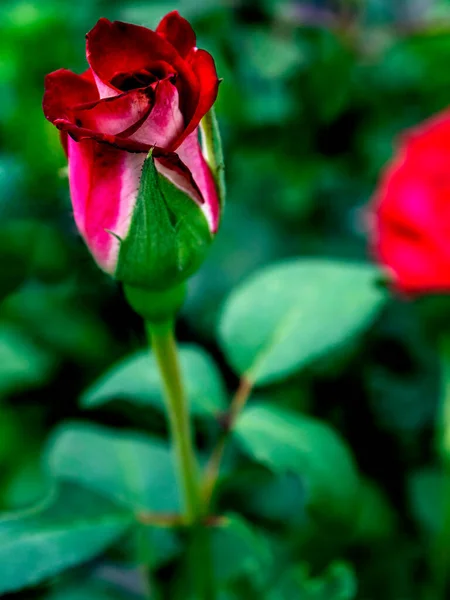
[146,321,217,599]
[146,320,201,524]
[202,377,253,508]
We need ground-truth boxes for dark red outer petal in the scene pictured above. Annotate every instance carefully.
[171,48,219,150]
[43,68,99,124]
[156,10,196,58]
[86,18,199,120]
[55,120,151,153]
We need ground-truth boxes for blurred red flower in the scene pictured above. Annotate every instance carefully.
[371,109,450,295]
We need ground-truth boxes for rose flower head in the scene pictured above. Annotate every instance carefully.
[43,11,223,290]
[371,109,450,296]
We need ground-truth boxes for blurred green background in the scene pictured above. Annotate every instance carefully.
[1,0,450,597]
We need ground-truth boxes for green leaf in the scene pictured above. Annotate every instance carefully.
[0,220,69,299]
[219,259,386,385]
[246,27,306,79]
[211,514,272,584]
[354,479,396,541]
[0,323,54,397]
[47,584,126,600]
[0,287,113,363]
[0,483,131,594]
[232,470,308,526]
[234,404,360,524]
[269,561,357,600]
[134,523,181,569]
[115,150,212,289]
[45,422,179,513]
[408,467,442,535]
[81,344,226,417]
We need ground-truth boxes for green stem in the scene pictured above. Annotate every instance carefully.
[146,321,216,599]
[433,336,450,597]
[202,377,253,509]
[146,320,201,524]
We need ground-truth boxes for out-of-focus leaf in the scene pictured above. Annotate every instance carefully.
[45,422,179,513]
[231,470,309,526]
[184,203,288,336]
[81,345,226,417]
[245,27,307,79]
[243,79,296,126]
[234,404,359,524]
[0,482,131,594]
[211,514,272,584]
[0,286,113,363]
[303,29,354,123]
[45,423,180,569]
[268,561,357,600]
[47,583,126,600]
[219,259,386,385]
[354,479,396,541]
[0,323,54,398]
[3,457,48,510]
[0,155,25,216]
[135,524,181,569]
[0,220,69,284]
[408,467,442,536]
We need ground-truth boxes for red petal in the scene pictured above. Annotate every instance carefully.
[156,11,196,58]
[131,79,184,149]
[73,88,154,137]
[43,68,99,124]
[371,108,450,294]
[50,87,161,153]
[86,18,198,105]
[55,121,150,153]
[173,48,219,149]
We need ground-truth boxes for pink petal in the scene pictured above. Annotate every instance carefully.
[68,138,145,273]
[162,128,220,232]
[73,88,154,137]
[130,79,184,148]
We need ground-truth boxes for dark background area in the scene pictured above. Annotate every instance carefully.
[0,0,449,597]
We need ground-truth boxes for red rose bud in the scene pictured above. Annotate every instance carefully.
[43,12,223,290]
[370,109,450,295]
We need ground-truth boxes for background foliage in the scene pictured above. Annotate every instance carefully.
[0,0,449,598]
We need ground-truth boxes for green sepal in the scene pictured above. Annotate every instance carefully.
[200,107,226,208]
[115,149,213,290]
[124,283,186,323]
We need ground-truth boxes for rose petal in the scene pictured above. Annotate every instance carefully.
[154,149,204,206]
[68,137,145,273]
[372,108,450,294]
[162,128,220,232]
[175,48,219,148]
[43,68,99,124]
[156,10,196,58]
[44,68,99,157]
[73,88,154,137]
[130,79,184,148]
[56,122,150,153]
[86,18,199,106]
